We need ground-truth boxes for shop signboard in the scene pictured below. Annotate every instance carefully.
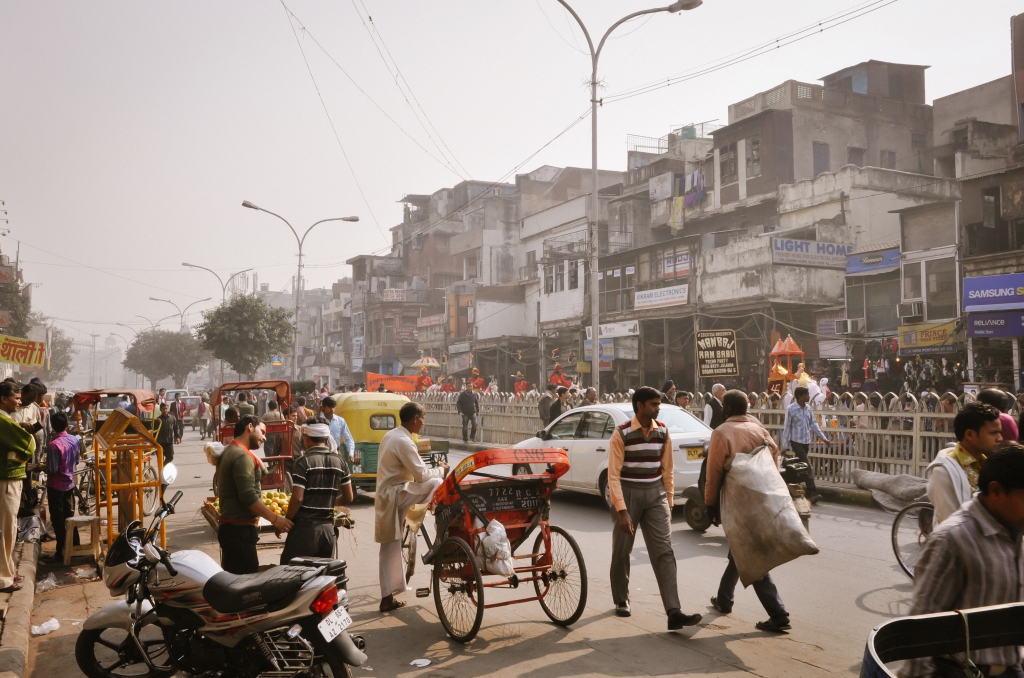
[0,266,14,285]
[396,328,417,342]
[449,341,471,354]
[772,238,850,269]
[371,257,405,276]
[583,339,613,370]
[963,272,1024,313]
[898,320,959,355]
[635,283,689,310]
[846,248,901,275]
[416,314,444,328]
[695,329,739,378]
[816,310,845,337]
[271,355,283,367]
[446,352,473,373]
[586,321,639,340]
[663,250,691,278]
[967,311,1024,337]
[649,172,674,202]
[382,288,406,302]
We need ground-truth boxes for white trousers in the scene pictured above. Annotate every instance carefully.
[379,477,443,598]
[0,480,21,589]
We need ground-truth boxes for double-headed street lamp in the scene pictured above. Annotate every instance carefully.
[555,0,702,395]
[242,200,359,380]
[149,297,212,333]
[135,314,179,331]
[182,263,254,302]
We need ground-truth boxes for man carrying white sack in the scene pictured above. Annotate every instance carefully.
[704,389,791,633]
[374,402,448,613]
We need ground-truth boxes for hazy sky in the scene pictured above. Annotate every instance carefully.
[1,0,1019,351]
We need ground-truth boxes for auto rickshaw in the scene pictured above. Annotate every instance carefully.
[71,389,159,432]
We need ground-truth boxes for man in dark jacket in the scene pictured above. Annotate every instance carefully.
[456,382,480,444]
[549,387,571,422]
[156,403,176,465]
[538,384,556,427]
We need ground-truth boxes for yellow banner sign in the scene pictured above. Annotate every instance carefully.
[898,320,959,356]
[0,336,46,367]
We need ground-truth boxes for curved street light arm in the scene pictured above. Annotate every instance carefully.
[250,205,300,248]
[596,7,672,63]
[183,263,225,294]
[224,268,253,296]
[116,323,140,338]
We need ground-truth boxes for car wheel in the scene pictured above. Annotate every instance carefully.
[512,464,532,476]
[600,473,612,510]
[683,499,713,532]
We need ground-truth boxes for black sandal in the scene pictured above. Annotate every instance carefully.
[755,617,791,633]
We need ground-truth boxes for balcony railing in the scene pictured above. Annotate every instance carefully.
[519,264,539,281]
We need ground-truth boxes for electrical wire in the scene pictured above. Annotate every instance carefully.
[280,1,466,181]
[281,3,392,248]
[351,0,472,179]
[602,0,899,105]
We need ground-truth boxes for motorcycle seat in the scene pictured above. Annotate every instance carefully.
[203,565,318,613]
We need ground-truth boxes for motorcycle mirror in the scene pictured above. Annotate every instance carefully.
[161,462,177,485]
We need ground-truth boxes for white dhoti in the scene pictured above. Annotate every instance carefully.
[378,477,443,598]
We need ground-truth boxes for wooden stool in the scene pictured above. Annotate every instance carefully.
[64,515,102,566]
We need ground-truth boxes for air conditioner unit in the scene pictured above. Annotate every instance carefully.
[897,301,924,318]
[835,318,866,334]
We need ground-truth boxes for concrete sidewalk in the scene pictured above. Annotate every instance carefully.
[0,543,38,678]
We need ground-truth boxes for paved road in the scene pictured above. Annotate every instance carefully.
[29,431,913,677]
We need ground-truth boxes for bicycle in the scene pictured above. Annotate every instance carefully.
[891,501,934,579]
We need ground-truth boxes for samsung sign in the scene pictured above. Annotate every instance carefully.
[963,273,1024,313]
[771,238,851,268]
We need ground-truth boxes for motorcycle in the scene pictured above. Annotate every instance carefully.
[75,491,367,678]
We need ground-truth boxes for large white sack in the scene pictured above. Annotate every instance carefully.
[721,446,819,587]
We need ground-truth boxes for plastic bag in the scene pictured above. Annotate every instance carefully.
[75,566,98,580]
[31,617,59,635]
[204,442,225,467]
[35,572,58,593]
[721,446,819,587]
[474,519,515,577]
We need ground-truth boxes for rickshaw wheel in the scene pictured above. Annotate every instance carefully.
[433,536,484,643]
[533,525,587,626]
[401,526,417,583]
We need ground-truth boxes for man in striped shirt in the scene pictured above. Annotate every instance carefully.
[608,386,702,630]
[44,411,80,562]
[280,422,353,564]
[908,445,1024,677]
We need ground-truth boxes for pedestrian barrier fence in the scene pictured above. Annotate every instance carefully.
[411,389,1019,484]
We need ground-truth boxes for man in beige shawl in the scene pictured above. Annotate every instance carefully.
[374,402,447,612]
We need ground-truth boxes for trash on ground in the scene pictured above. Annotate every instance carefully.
[35,572,58,593]
[74,566,99,580]
[359,667,373,672]
[31,618,59,635]
[410,659,431,667]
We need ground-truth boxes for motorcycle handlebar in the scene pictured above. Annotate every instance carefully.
[168,491,183,509]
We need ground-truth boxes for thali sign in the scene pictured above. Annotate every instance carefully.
[695,330,739,378]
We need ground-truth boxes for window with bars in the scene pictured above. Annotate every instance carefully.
[746,137,761,178]
[880,150,896,169]
[720,142,738,185]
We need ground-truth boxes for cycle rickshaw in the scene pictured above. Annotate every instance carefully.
[408,448,588,643]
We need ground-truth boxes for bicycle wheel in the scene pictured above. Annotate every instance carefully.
[77,472,95,515]
[533,525,588,627]
[432,537,484,643]
[892,501,934,579]
[142,465,159,516]
[401,526,417,584]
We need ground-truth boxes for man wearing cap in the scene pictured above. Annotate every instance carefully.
[514,372,529,395]
[280,422,353,564]
[417,367,433,393]
[469,368,486,391]
[441,376,456,393]
[549,363,572,389]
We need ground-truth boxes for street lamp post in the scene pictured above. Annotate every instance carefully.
[242,200,358,381]
[555,0,701,395]
[109,333,131,387]
[136,314,179,331]
[149,297,212,332]
[182,263,254,302]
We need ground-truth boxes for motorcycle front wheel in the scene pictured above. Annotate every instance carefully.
[75,626,175,678]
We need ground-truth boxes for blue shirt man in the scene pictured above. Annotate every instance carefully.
[780,386,826,499]
[320,397,354,459]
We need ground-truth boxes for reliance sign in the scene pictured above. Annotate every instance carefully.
[772,238,851,269]
[963,272,1024,313]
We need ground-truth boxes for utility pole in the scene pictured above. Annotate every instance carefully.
[89,333,99,389]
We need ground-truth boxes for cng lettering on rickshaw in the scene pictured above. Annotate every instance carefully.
[513,449,547,463]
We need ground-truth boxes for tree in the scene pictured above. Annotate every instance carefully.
[0,282,31,338]
[195,295,293,380]
[123,330,210,389]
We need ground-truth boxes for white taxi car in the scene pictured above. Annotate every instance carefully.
[514,403,711,508]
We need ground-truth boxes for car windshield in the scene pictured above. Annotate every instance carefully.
[657,406,709,434]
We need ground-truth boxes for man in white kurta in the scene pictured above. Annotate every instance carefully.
[374,402,447,612]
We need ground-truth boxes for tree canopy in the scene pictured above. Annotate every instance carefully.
[27,313,75,384]
[123,330,210,389]
[0,281,31,338]
[195,295,293,380]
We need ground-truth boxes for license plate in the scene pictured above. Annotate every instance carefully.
[686,447,703,461]
[317,606,352,642]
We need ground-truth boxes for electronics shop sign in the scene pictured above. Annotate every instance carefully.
[772,238,851,268]
[696,329,739,378]
[968,312,1024,337]
[963,272,1024,313]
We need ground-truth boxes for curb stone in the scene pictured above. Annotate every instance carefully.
[0,541,38,678]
